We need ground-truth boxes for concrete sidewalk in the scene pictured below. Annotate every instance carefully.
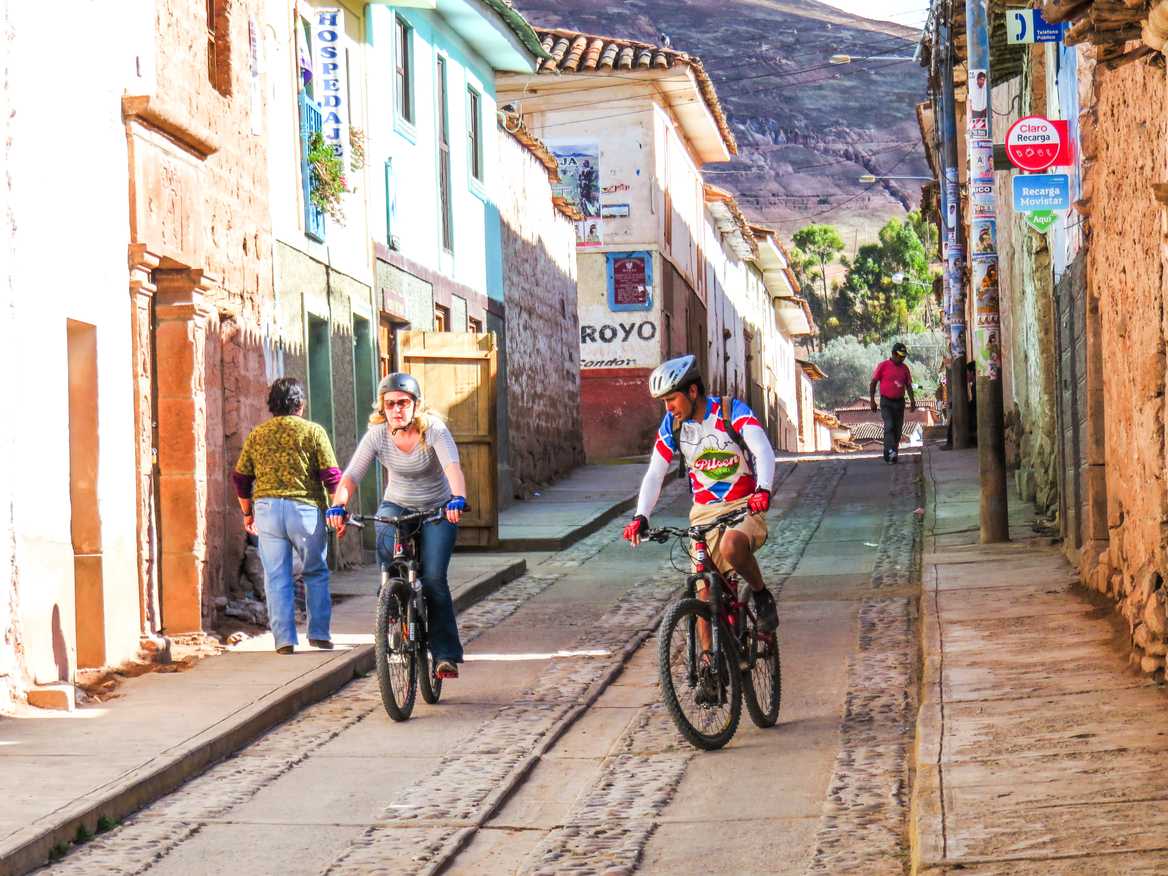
[0,551,530,876]
[913,445,1168,873]
[496,460,652,551]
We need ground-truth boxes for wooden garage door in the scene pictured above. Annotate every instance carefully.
[398,330,498,547]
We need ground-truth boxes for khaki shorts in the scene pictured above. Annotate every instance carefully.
[689,496,768,574]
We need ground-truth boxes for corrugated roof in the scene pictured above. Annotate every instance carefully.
[532,27,737,156]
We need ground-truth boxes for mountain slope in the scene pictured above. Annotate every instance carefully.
[513,0,929,248]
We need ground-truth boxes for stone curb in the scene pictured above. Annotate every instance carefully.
[910,444,948,874]
[496,493,639,552]
[0,557,527,876]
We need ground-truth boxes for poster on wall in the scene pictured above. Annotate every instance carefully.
[972,219,996,254]
[972,258,999,316]
[576,219,603,247]
[551,143,602,246]
[312,7,349,168]
[606,251,653,311]
[968,68,988,136]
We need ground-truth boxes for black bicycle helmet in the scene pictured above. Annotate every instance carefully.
[378,371,421,401]
[648,354,701,399]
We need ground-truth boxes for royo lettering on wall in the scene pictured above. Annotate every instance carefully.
[312,8,349,168]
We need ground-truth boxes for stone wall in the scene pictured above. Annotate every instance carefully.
[150,0,275,629]
[496,126,584,495]
[1079,56,1168,674]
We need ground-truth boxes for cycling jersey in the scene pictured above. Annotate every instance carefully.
[636,396,776,519]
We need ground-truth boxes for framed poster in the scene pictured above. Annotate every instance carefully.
[606,251,653,312]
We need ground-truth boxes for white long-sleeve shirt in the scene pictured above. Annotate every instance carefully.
[635,396,776,520]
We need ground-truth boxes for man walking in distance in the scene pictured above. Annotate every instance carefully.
[622,354,779,633]
[870,341,916,464]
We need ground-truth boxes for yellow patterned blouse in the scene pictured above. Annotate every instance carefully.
[233,416,341,509]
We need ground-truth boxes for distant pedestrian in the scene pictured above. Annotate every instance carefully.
[232,377,342,654]
[870,341,916,464]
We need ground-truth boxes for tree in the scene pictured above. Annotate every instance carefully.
[831,216,934,343]
[809,335,937,410]
[792,224,845,347]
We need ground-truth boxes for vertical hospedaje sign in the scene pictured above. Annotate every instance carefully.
[312,8,349,168]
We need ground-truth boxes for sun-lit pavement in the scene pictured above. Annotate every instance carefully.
[35,455,920,875]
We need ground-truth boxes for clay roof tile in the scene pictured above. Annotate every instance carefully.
[583,38,604,71]
[528,28,737,156]
[563,35,588,72]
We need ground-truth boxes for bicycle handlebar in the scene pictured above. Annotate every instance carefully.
[644,506,751,543]
[346,505,451,529]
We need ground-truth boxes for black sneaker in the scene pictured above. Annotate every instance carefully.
[752,587,779,632]
[694,653,720,707]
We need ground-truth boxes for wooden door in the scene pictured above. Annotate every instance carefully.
[398,330,498,547]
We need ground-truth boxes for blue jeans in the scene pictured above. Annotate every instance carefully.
[375,501,463,663]
[254,498,331,648]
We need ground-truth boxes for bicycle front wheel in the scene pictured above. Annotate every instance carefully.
[743,621,781,728]
[375,582,417,721]
[416,597,443,704]
[658,597,742,750]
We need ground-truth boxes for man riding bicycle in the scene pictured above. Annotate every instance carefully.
[622,354,779,633]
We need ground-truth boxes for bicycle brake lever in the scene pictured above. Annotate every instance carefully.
[346,518,365,529]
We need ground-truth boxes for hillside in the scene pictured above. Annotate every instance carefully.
[513,0,929,249]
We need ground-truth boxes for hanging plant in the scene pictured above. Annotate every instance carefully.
[308,132,349,224]
[349,126,367,172]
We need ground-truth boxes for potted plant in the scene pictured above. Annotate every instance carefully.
[307,132,349,224]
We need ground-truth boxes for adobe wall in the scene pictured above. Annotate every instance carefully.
[496,129,585,495]
[993,72,1059,517]
[1081,57,1168,673]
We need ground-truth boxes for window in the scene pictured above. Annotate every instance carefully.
[436,56,453,252]
[298,90,326,241]
[206,0,231,95]
[468,316,483,334]
[467,87,483,182]
[395,16,414,124]
[434,304,450,332]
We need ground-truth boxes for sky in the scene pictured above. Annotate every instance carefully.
[817,0,930,30]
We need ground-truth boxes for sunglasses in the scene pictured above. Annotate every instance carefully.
[384,399,414,410]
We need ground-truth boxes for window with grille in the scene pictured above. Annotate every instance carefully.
[436,56,453,252]
[467,87,483,183]
[395,17,414,124]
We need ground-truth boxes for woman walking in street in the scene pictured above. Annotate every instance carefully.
[326,372,468,679]
[233,377,342,654]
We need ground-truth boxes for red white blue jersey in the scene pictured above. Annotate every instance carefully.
[637,397,776,518]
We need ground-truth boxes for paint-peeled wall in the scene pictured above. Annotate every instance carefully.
[496,129,584,494]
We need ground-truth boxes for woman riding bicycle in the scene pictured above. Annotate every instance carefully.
[326,372,467,679]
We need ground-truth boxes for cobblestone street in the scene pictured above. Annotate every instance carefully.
[37,456,922,875]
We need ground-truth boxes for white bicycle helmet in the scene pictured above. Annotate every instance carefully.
[649,354,701,399]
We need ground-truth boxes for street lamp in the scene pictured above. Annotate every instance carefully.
[859,174,935,183]
[829,54,916,64]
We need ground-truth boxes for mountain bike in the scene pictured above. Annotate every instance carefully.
[348,506,449,721]
[645,507,782,750]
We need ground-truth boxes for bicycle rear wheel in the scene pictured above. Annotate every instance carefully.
[375,582,417,721]
[658,597,742,750]
[743,620,781,728]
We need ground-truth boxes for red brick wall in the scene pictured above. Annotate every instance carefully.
[580,368,658,460]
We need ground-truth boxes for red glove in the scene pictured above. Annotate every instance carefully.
[747,489,771,514]
[623,515,649,544]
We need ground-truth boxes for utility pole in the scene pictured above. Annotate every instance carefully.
[937,4,973,449]
[964,0,1009,541]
